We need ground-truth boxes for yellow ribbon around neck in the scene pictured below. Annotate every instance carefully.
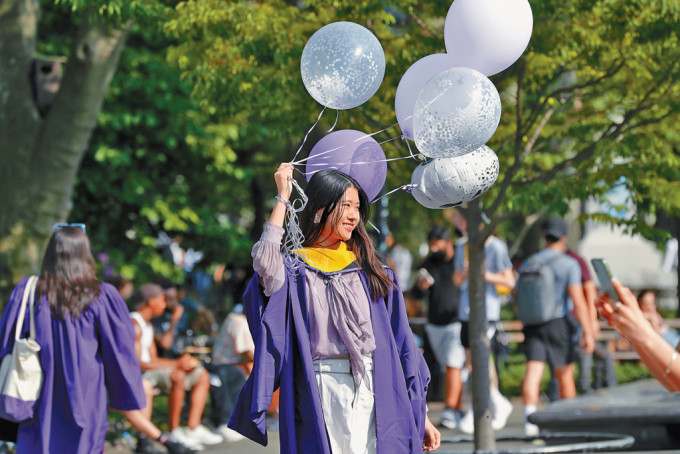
[297,242,358,273]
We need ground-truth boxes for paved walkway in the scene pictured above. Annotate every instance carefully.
[104,398,662,453]
[105,399,525,453]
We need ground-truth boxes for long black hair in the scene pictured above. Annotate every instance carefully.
[300,170,392,300]
[38,226,100,318]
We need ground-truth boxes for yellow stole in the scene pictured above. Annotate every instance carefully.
[296,242,357,273]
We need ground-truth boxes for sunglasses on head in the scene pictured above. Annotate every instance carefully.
[52,223,87,233]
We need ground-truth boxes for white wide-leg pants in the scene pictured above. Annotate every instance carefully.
[313,357,377,454]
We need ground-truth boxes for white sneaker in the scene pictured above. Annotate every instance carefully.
[169,427,204,451]
[217,424,245,442]
[458,410,474,434]
[524,422,540,436]
[185,424,224,445]
[491,395,513,431]
[439,408,459,429]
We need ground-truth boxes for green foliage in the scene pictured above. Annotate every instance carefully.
[34,0,680,282]
[68,11,252,283]
[487,0,680,244]
[161,0,460,252]
[497,348,653,397]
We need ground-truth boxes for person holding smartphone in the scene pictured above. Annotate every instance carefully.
[411,226,466,430]
[598,279,680,392]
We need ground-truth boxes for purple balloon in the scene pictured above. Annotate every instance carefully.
[305,129,387,201]
[395,54,454,140]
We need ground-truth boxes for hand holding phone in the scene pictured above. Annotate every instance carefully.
[591,258,617,298]
[417,268,435,287]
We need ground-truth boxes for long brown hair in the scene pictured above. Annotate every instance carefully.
[300,170,392,300]
[39,226,100,318]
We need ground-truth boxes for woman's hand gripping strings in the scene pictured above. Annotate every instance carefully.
[270,163,294,228]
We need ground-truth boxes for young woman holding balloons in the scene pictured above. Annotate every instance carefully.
[228,163,440,453]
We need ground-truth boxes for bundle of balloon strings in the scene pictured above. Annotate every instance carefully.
[281,178,311,274]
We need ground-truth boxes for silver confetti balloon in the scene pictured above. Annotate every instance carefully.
[301,22,385,110]
[411,145,500,208]
[413,67,501,158]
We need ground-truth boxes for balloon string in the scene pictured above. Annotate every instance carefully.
[304,156,413,166]
[377,135,404,146]
[371,184,418,204]
[303,156,414,178]
[290,123,402,166]
[280,178,312,275]
[366,121,401,139]
[292,106,327,162]
[403,136,420,159]
[328,109,339,132]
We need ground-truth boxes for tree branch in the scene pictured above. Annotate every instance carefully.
[516,63,676,187]
[522,61,625,137]
[488,105,555,217]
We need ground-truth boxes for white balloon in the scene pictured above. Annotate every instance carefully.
[301,22,386,110]
[444,0,533,76]
[395,54,453,140]
[413,67,501,158]
[410,163,442,209]
[412,146,499,209]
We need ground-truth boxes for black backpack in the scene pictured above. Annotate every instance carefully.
[515,253,563,326]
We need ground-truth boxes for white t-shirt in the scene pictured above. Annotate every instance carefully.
[212,312,255,365]
[455,236,513,322]
[130,311,154,363]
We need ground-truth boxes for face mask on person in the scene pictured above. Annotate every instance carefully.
[430,251,447,261]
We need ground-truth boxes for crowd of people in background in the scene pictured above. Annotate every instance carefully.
[0,211,678,453]
[390,216,678,437]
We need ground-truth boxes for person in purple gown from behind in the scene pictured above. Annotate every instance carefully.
[0,225,194,454]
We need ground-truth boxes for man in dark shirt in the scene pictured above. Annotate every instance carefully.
[412,225,465,429]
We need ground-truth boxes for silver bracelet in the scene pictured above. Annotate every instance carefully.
[665,350,678,377]
[275,194,290,210]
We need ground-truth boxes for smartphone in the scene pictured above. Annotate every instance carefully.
[591,258,617,298]
[417,268,435,286]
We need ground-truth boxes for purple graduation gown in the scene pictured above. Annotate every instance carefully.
[0,277,146,453]
[228,266,430,453]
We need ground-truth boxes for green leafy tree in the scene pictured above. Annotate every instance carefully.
[2,0,679,448]
[455,0,680,442]
[0,0,137,292]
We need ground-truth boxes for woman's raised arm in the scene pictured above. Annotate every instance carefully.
[269,163,294,227]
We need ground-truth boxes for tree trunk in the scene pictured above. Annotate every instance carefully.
[0,4,131,299]
[0,0,41,293]
[467,198,494,450]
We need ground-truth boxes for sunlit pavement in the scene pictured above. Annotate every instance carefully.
[105,397,670,453]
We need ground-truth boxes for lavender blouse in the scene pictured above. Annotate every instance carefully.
[252,223,375,363]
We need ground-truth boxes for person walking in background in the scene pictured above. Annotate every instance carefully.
[386,231,413,289]
[0,225,191,453]
[229,163,440,453]
[453,231,515,433]
[130,284,223,450]
[566,249,616,394]
[411,225,466,431]
[517,217,595,435]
